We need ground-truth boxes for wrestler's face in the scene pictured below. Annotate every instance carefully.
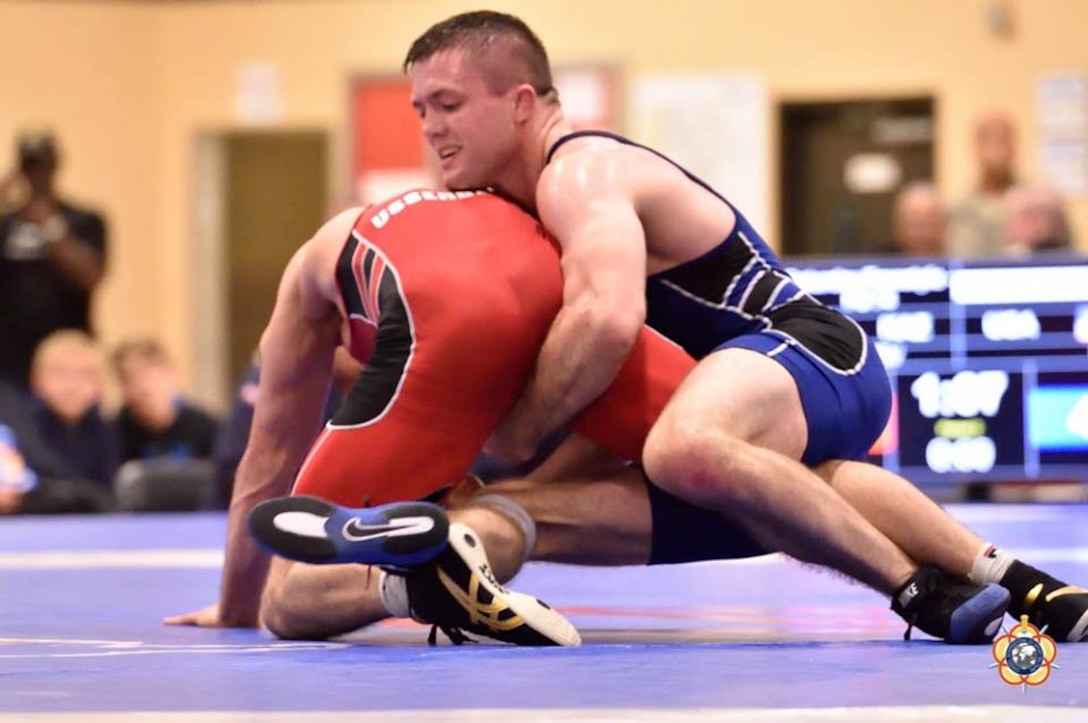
[410,49,521,190]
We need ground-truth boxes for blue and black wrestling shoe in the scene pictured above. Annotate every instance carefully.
[892,565,1010,644]
[247,495,449,571]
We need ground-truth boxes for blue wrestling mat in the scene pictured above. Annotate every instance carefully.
[2,504,1087,721]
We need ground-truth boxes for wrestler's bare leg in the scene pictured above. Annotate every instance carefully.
[259,463,655,640]
[261,557,384,640]
[815,460,1088,642]
[532,435,982,580]
[643,349,918,594]
[814,460,981,576]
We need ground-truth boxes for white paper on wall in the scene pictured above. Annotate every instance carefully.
[356,168,434,206]
[235,62,285,124]
[554,69,609,129]
[1037,72,1088,196]
[631,73,770,234]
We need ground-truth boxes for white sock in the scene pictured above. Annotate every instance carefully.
[378,571,411,618]
[968,542,1015,585]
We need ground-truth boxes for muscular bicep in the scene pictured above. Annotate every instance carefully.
[538,160,647,319]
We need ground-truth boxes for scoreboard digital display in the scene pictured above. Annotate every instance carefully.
[786,254,1088,485]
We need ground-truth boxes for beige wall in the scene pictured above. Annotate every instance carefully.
[2,0,1086,400]
[0,0,161,356]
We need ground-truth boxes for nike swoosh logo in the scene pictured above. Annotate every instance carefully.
[341,515,435,542]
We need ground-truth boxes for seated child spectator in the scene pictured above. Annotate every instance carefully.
[112,338,219,463]
[0,411,112,514]
[19,330,118,487]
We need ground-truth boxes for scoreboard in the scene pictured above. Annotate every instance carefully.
[786,254,1088,485]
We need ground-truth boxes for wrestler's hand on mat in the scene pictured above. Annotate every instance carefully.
[164,603,257,629]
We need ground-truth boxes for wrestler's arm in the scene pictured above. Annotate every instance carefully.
[166,211,357,628]
[486,149,647,461]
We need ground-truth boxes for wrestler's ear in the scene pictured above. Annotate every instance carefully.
[512,84,537,123]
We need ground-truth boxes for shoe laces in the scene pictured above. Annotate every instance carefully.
[427,624,477,647]
[893,567,943,641]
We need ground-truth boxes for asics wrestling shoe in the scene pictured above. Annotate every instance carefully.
[1001,561,1088,642]
[891,566,1009,644]
[247,495,449,570]
[402,522,581,647]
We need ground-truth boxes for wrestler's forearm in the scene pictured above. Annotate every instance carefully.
[214,237,342,626]
[215,378,332,625]
[218,483,271,626]
[527,434,628,483]
[216,449,304,626]
[216,370,330,627]
[514,300,640,444]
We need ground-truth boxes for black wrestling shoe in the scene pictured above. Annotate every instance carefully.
[891,566,1009,644]
[403,522,581,647]
[247,495,449,570]
[1002,561,1088,642]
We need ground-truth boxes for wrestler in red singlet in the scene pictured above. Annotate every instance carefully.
[292,189,694,507]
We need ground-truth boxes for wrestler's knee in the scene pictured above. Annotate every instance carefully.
[450,493,533,581]
[260,582,295,639]
[260,568,324,640]
[643,414,751,504]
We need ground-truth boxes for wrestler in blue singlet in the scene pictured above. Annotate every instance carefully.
[544,132,894,565]
[546,131,892,467]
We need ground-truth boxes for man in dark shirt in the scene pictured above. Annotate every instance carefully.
[0,131,107,390]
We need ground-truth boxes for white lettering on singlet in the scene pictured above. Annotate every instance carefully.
[369,189,483,229]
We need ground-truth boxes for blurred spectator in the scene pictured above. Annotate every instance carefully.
[212,347,360,508]
[0,403,113,515]
[112,338,220,463]
[0,422,33,514]
[0,130,108,390]
[947,112,1018,258]
[212,357,262,508]
[0,330,119,499]
[891,182,948,256]
[1004,183,1074,255]
[0,168,18,210]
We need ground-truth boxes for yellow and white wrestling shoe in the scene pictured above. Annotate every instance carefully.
[401,522,581,647]
[1003,561,1088,642]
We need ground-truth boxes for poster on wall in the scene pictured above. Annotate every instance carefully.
[349,76,432,205]
[1037,72,1088,196]
[630,73,769,233]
